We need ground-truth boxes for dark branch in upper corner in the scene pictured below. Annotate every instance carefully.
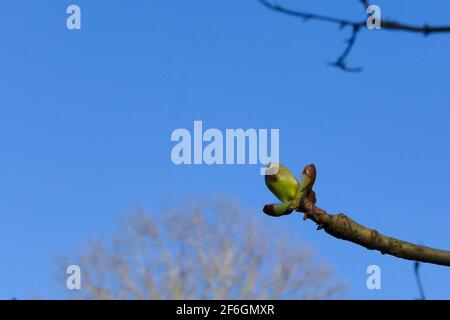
[258,0,450,71]
[258,0,362,27]
[328,24,362,72]
[359,0,370,9]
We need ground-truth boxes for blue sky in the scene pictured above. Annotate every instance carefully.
[0,0,449,299]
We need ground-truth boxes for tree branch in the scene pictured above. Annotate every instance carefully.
[301,203,450,267]
[328,24,362,72]
[359,0,370,9]
[263,164,450,267]
[258,0,362,27]
[381,20,450,34]
[258,0,450,71]
[295,165,450,268]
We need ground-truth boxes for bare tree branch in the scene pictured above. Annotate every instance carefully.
[381,20,450,34]
[328,24,362,72]
[258,0,450,71]
[258,0,362,29]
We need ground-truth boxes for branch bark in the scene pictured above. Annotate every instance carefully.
[297,167,450,267]
[263,164,450,267]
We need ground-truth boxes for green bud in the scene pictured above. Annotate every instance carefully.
[264,163,299,203]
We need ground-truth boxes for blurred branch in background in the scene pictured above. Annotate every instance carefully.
[258,0,450,71]
[56,198,345,299]
[414,261,426,300]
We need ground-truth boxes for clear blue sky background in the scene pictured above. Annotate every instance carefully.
[0,0,449,299]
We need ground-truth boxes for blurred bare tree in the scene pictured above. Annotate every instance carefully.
[57,198,345,299]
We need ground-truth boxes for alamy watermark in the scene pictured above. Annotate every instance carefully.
[64,4,381,31]
[366,265,381,290]
[66,264,82,290]
[171,121,279,175]
[367,5,381,30]
[66,5,81,30]
[64,4,381,32]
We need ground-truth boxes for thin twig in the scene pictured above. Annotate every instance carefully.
[258,0,362,27]
[359,0,370,9]
[328,25,362,72]
[258,0,450,71]
[414,261,427,300]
